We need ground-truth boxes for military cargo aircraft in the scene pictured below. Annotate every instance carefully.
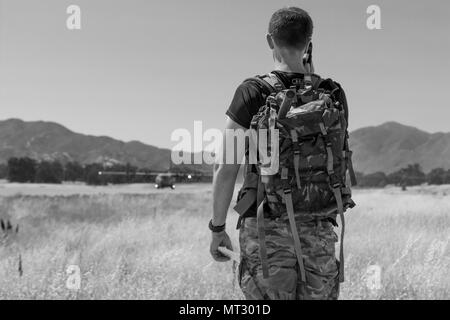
[154,173,176,189]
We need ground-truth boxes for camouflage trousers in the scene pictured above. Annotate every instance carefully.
[238,215,340,300]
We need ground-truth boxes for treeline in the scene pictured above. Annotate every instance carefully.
[356,164,450,188]
[1,158,448,188]
[0,157,155,185]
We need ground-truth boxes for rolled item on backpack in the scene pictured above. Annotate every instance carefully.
[277,89,296,119]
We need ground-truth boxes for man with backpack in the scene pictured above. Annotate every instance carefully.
[209,7,356,300]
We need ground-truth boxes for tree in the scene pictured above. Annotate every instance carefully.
[359,172,389,188]
[427,168,446,185]
[388,163,426,186]
[0,163,7,179]
[84,163,105,185]
[444,169,450,184]
[35,161,64,184]
[100,163,138,184]
[7,157,36,182]
[64,161,84,182]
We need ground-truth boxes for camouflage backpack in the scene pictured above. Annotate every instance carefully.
[233,72,357,283]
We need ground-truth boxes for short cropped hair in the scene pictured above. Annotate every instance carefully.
[268,7,313,49]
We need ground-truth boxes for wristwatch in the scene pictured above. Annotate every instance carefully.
[209,219,225,233]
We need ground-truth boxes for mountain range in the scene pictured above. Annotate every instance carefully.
[349,122,450,173]
[0,118,171,171]
[0,118,449,174]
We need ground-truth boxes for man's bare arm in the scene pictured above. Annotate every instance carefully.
[209,116,246,262]
[212,117,246,226]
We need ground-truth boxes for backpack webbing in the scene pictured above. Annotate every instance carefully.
[281,167,306,283]
[319,122,346,282]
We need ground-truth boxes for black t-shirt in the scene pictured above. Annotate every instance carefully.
[226,70,349,129]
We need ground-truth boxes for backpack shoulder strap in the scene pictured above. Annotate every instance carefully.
[260,73,286,91]
[306,73,323,90]
[244,73,286,96]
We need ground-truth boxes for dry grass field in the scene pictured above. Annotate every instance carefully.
[0,182,448,300]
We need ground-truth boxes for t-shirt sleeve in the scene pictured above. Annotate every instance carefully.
[225,81,265,129]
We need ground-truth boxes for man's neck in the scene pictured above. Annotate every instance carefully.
[273,62,307,74]
[272,49,308,74]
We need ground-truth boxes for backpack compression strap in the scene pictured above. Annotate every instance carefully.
[319,122,346,283]
[281,167,307,283]
[256,177,269,279]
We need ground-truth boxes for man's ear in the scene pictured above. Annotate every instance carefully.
[304,40,312,55]
[266,34,275,49]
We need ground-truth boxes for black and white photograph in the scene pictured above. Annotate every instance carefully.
[0,0,448,305]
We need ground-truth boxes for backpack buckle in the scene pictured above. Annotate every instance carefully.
[332,182,341,189]
[274,83,284,91]
[329,174,341,188]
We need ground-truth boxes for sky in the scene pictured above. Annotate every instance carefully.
[0,0,449,151]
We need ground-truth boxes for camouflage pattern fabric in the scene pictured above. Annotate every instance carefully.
[250,101,354,215]
[243,75,356,217]
[238,215,340,300]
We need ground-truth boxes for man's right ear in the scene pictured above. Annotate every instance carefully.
[266,34,275,49]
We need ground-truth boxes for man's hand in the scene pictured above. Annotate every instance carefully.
[210,231,233,262]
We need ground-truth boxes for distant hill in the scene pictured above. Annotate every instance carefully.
[349,122,450,174]
[0,118,189,172]
[0,118,448,174]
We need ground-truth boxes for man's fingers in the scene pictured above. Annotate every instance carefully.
[218,247,239,262]
[210,232,234,262]
[214,255,230,262]
[210,243,230,262]
[212,250,230,262]
[222,235,233,251]
[224,239,233,251]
